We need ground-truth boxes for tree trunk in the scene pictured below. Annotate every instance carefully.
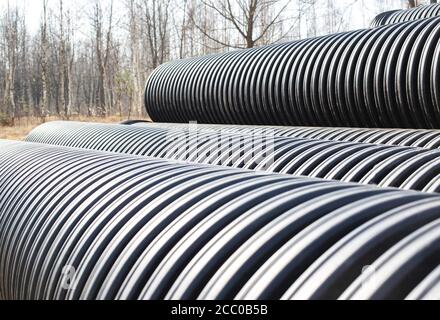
[40,0,49,120]
[59,0,67,118]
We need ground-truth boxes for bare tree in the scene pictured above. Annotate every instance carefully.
[192,0,294,49]
[139,0,171,69]
[93,1,105,116]
[91,0,114,116]
[2,2,19,124]
[66,9,75,118]
[58,0,68,118]
[40,0,49,120]
[21,11,33,117]
[178,0,189,59]
[104,0,115,115]
[128,0,143,116]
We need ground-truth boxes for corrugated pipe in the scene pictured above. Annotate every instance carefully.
[371,4,440,27]
[1,140,440,300]
[25,121,440,193]
[144,17,440,129]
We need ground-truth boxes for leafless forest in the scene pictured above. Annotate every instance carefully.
[0,0,436,125]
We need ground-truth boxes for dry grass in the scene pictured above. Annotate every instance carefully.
[0,115,150,141]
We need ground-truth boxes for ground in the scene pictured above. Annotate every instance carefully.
[0,115,147,141]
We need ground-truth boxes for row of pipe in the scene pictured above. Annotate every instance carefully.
[25,121,440,193]
[0,140,439,300]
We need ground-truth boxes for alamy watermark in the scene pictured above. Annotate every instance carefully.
[163,121,276,170]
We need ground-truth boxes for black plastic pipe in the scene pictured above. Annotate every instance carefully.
[371,4,440,27]
[144,17,440,129]
[1,140,440,300]
[25,121,440,193]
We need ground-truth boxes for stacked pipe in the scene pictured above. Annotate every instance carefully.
[25,121,440,193]
[145,16,440,129]
[134,122,440,149]
[2,4,440,302]
[371,4,440,27]
[1,140,440,300]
